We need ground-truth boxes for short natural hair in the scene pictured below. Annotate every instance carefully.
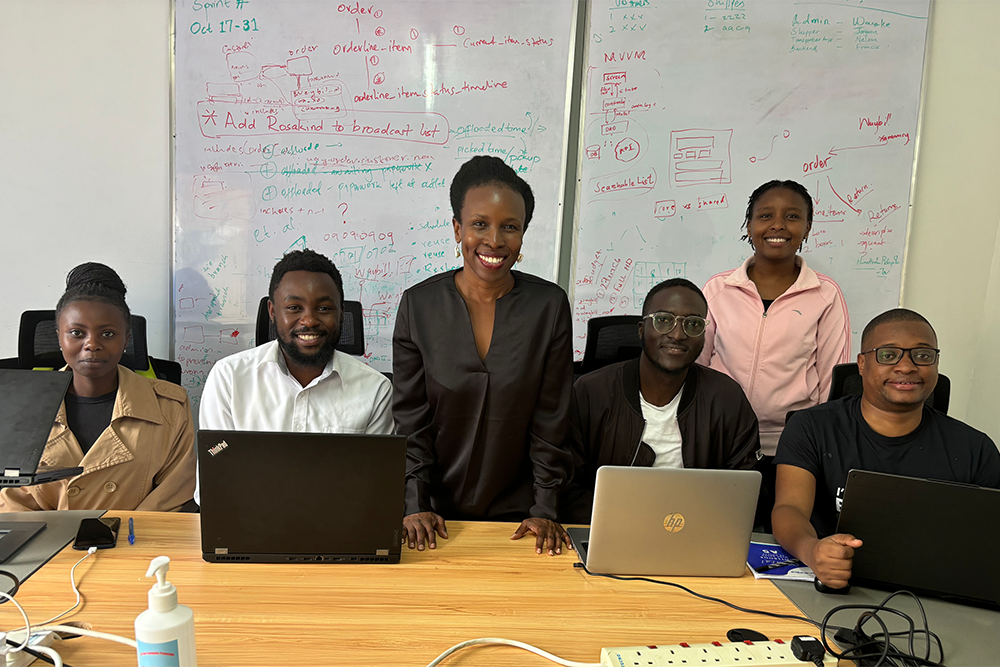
[449,155,535,231]
[642,278,707,315]
[268,249,344,305]
[861,308,936,350]
[55,262,131,326]
[741,180,814,246]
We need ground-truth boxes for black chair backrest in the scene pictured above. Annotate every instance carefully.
[255,297,365,356]
[828,362,951,415]
[17,310,149,371]
[580,315,643,375]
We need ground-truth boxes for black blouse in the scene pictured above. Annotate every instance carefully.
[392,269,574,521]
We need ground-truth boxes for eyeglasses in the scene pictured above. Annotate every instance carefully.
[642,312,709,337]
[860,347,940,366]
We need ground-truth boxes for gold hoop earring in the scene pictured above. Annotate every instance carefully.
[516,253,524,263]
[454,245,461,258]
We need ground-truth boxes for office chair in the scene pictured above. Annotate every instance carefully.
[255,296,366,356]
[579,315,643,375]
[8,310,182,385]
[828,362,951,414]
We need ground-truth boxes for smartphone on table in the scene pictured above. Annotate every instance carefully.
[73,517,121,550]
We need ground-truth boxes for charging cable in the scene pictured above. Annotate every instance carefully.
[424,638,601,667]
[35,547,97,627]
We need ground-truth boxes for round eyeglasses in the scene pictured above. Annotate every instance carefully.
[642,312,709,337]
[860,347,940,366]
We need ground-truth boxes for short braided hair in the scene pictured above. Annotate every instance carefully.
[55,262,130,326]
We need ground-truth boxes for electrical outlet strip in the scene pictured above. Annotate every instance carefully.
[4,630,56,667]
[600,640,838,667]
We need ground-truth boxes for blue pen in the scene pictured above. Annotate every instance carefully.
[128,517,135,545]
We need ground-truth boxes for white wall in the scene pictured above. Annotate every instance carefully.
[1,0,998,443]
[902,0,1000,443]
[0,0,172,357]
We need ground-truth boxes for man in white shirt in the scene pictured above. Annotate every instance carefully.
[561,279,761,524]
[196,249,393,503]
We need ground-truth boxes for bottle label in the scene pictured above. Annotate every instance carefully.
[137,639,181,667]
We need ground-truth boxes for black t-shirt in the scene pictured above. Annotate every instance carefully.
[64,390,117,454]
[774,395,1000,537]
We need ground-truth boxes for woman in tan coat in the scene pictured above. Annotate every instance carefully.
[0,263,195,511]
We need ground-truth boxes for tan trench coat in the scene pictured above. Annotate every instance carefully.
[0,366,196,512]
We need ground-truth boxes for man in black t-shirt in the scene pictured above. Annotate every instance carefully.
[772,308,1000,589]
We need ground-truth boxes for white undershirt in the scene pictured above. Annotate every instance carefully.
[639,388,685,469]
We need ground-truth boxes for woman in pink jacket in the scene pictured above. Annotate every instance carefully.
[698,180,850,525]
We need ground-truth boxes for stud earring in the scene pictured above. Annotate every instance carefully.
[454,245,461,258]
[516,253,524,263]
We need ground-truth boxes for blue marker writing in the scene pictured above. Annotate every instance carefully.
[128,517,135,545]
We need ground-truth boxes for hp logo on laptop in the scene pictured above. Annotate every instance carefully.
[663,513,685,533]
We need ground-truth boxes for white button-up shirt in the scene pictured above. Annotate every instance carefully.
[195,340,393,502]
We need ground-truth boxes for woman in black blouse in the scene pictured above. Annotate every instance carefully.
[393,156,574,556]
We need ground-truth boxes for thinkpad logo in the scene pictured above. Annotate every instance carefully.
[208,440,229,457]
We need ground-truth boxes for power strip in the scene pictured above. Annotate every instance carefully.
[600,640,838,666]
[4,631,56,667]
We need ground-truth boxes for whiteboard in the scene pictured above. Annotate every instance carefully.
[173,0,576,406]
[570,0,930,358]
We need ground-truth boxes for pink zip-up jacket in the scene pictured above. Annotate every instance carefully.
[697,255,850,456]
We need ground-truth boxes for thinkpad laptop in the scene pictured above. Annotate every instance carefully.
[0,369,83,487]
[567,467,761,576]
[837,469,999,609]
[198,430,406,563]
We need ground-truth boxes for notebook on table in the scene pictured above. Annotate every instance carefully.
[0,369,82,487]
[567,466,761,577]
[837,469,1000,609]
[198,430,407,564]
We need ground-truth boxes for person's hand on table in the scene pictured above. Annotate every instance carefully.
[510,517,573,556]
[403,511,448,551]
[807,533,862,589]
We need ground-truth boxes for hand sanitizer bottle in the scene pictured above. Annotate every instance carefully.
[135,556,197,667]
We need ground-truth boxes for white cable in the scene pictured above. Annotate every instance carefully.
[30,645,64,667]
[40,625,138,649]
[36,547,96,627]
[0,590,32,654]
[424,637,601,667]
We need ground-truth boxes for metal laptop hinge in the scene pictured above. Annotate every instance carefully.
[215,548,229,555]
[3,469,21,477]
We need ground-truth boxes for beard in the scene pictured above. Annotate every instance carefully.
[276,327,341,369]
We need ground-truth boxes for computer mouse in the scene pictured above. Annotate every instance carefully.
[813,577,851,594]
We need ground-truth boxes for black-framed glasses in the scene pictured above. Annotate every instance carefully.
[642,312,709,337]
[860,347,940,366]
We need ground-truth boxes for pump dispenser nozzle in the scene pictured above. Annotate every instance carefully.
[145,556,178,612]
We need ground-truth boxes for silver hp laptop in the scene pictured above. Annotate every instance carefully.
[198,430,406,564]
[568,467,761,576]
[0,369,83,487]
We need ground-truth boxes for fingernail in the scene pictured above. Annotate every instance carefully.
[536,548,542,554]
[429,544,435,549]
[549,550,554,556]
[417,544,424,551]
[556,548,561,554]
[409,543,414,548]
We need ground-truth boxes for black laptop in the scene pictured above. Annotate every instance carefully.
[198,430,406,563]
[0,369,83,487]
[837,469,1000,609]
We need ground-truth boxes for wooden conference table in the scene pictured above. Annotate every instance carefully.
[10,512,815,666]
